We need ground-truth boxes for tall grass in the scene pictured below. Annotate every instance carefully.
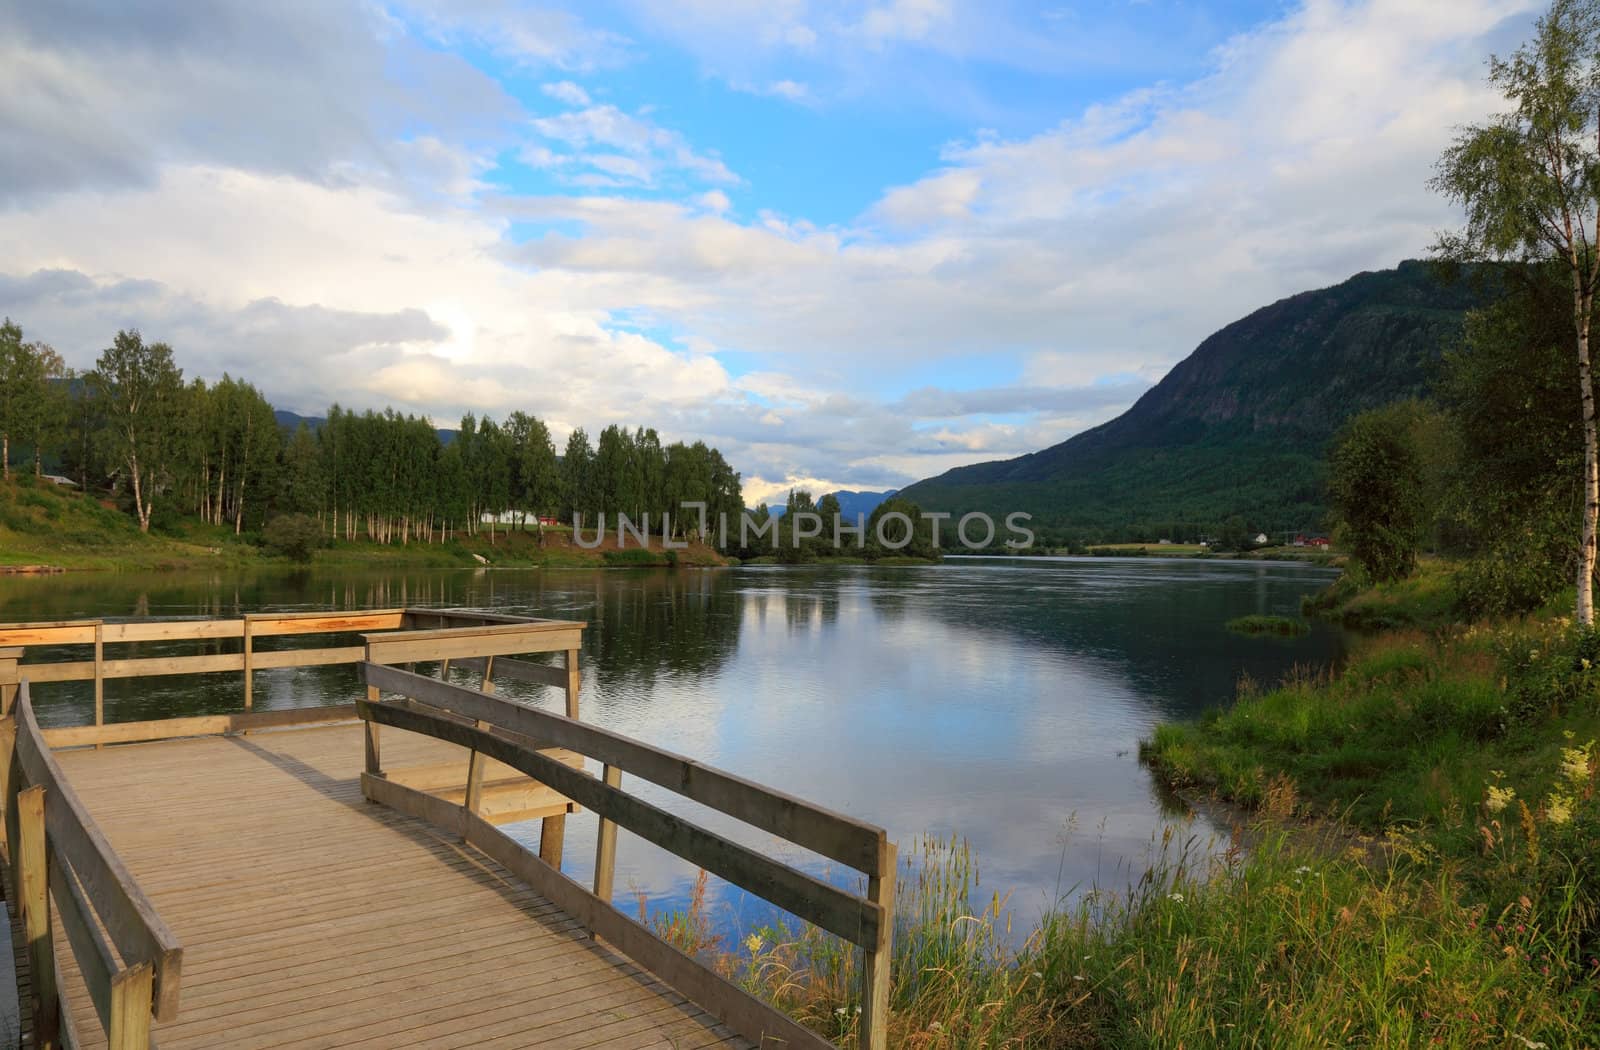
[642,606,1600,1047]
[648,824,1594,1047]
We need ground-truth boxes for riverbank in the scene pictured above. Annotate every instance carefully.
[0,477,729,571]
[1082,542,1341,565]
[669,563,1598,1047]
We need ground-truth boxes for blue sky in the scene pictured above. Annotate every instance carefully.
[0,0,1541,503]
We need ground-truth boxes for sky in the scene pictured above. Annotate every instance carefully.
[0,0,1544,505]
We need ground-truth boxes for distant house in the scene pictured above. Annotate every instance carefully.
[1158,538,1172,545]
[1309,537,1332,550]
[42,474,78,489]
[1254,533,1269,546]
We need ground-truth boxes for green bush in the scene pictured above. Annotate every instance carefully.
[601,548,676,567]
[1225,614,1309,636]
[1499,625,1600,722]
[261,514,326,563]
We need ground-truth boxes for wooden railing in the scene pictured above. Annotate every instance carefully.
[0,681,183,1049]
[359,659,897,1050]
[0,609,585,751]
[0,610,897,1048]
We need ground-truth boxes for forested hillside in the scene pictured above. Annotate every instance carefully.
[0,322,743,544]
[900,261,1496,544]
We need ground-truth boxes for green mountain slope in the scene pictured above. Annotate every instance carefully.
[900,261,1493,542]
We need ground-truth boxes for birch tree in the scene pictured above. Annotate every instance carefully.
[0,318,31,480]
[91,330,183,533]
[1433,0,1600,624]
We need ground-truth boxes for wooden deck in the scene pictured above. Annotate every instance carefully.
[0,610,893,1050]
[52,724,748,1050]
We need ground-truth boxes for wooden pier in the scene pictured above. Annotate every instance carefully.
[0,610,896,1050]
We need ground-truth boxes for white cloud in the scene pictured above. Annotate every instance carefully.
[0,0,1550,501]
[394,0,629,71]
[857,0,953,43]
[541,80,593,106]
[528,104,740,187]
[768,79,811,101]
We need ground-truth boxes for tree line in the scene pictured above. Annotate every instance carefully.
[0,323,745,544]
[1376,0,1600,627]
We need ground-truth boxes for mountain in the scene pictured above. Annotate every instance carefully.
[831,489,898,518]
[768,489,898,517]
[899,261,1495,541]
[275,409,456,445]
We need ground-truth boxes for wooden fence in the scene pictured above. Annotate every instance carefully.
[0,609,898,1050]
[360,659,897,1050]
[0,609,584,751]
[1,681,182,1049]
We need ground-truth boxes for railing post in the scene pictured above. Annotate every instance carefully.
[363,647,382,781]
[0,646,20,719]
[462,656,492,824]
[0,648,18,883]
[106,960,155,1050]
[859,839,896,1050]
[92,622,104,749]
[563,648,580,718]
[592,764,621,903]
[242,616,254,714]
[538,649,582,869]
[18,784,60,1050]
[0,720,15,901]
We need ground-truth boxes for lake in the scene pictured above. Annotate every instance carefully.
[0,557,1344,938]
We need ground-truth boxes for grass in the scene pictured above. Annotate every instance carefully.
[640,563,1600,1047]
[1301,558,1460,630]
[0,477,730,571]
[647,826,1595,1048]
[1225,614,1310,637]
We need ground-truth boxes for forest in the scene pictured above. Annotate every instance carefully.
[0,323,746,546]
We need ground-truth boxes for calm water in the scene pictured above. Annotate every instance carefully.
[0,557,1343,935]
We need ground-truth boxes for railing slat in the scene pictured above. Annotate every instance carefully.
[451,655,567,689]
[51,859,116,1034]
[363,662,887,876]
[14,688,183,1020]
[359,694,883,948]
[42,705,360,750]
[361,769,835,1050]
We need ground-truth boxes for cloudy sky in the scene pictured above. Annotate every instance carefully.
[0,0,1540,504]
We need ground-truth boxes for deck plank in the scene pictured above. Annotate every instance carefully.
[51,725,748,1050]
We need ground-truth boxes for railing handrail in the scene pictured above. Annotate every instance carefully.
[357,659,896,1050]
[11,681,184,1028]
[361,666,886,949]
[0,609,590,749]
[362,661,889,877]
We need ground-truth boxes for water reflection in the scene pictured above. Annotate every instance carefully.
[0,558,1343,938]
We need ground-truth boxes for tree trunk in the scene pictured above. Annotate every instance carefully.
[2,432,8,481]
[130,450,151,533]
[1577,282,1599,626]
[33,444,41,477]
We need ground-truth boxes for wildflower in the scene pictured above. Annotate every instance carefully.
[1486,784,1516,814]
[1031,971,1043,979]
[835,1008,847,1017]
[928,1022,943,1032]
[744,933,763,955]
[1168,892,1184,903]
[1559,743,1592,784]
[1546,794,1573,826]
[1512,1037,1548,1049]
[1295,865,1312,875]
[1073,975,1086,982]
